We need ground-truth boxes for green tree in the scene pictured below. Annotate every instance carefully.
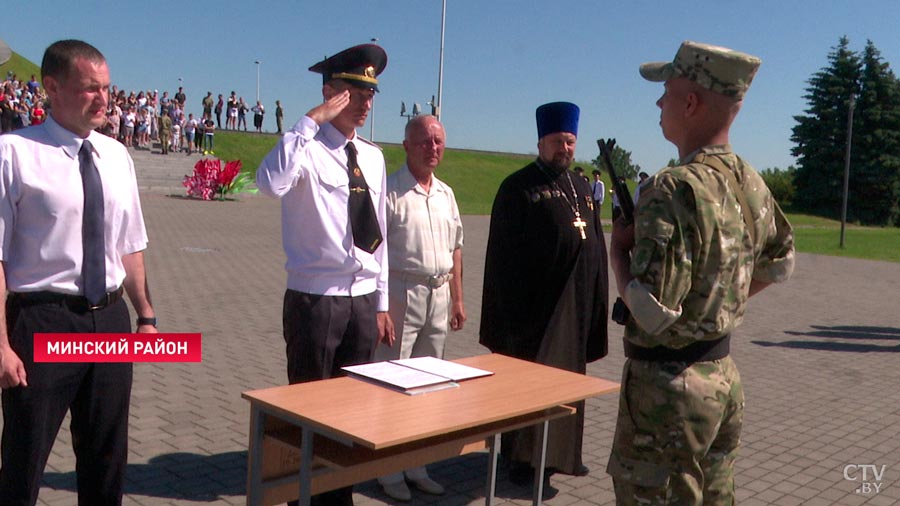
[791,36,861,219]
[760,166,797,206]
[851,40,900,226]
[590,143,641,181]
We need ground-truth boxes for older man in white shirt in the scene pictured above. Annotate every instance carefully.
[373,114,465,501]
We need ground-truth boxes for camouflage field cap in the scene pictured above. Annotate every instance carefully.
[639,41,761,99]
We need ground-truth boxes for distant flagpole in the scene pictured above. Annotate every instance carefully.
[370,37,378,140]
[254,60,261,102]
[840,93,855,248]
[436,0,446,121]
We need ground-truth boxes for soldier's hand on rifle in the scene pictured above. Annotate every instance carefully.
[610,218,635,298]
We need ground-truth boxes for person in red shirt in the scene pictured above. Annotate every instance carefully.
[30,102,45,126]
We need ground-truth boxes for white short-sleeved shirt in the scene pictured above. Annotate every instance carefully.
[386,165,463,276]
[0,115,149,294]
[592,180,605,203]
[256,116,389,311]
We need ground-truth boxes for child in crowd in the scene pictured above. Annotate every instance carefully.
[203,118,215,155]
[171,121,182,153]
[122,107,136,147]
[184,113,197,155]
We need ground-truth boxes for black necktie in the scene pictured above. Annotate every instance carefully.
[344,142,383,253]
[79,140,106,304]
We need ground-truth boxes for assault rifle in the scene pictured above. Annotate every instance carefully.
[596,138,632,325]
[596,138,634,225]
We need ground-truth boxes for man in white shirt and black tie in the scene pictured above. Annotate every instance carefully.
[256,43,395,506]
[0,39,157,506]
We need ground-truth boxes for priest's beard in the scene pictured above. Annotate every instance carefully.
[541,153,573,172]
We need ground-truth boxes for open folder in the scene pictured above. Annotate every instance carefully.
[342,356,493,395]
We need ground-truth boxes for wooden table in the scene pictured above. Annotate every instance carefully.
[242,353,619,506]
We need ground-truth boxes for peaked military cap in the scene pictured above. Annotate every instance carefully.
[309,44,387,91]
[536,102,580,139]
[640,41,761,99]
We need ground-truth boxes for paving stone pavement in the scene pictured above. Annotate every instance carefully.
[5,144,900,505]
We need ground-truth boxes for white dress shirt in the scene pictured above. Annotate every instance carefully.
[0,115,149,294]
[386,165,463,276]
[256,116,389,311]
[592,179,605,204]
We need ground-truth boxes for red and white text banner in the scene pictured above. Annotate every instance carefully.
[34,333,202,362]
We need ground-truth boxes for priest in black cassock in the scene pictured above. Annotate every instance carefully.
[480,102,608,485]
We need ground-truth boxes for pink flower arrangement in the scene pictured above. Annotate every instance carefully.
[183,158,257,201]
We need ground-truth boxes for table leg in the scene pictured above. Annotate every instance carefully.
[533,420,549,506]
[485,434,501,506]
[298,427,314,506]
[246,406,264,506]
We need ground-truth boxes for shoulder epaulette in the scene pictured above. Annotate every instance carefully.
[356,136,382,150]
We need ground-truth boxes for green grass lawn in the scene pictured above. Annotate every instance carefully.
[213,130,900,263]
[214,130,607,217]
[793,226,900,263]
[0,51,40,84]
[211,131,278,175]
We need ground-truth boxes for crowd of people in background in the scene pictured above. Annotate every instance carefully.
[101,85,218,155]
[0,70,282,154]
[0,72,46,133]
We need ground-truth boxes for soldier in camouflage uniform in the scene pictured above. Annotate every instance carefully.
[607,41,795,505]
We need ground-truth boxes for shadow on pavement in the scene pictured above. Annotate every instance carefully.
[43,451,246,502]
[352,452,547,505]
[753,325,900,352]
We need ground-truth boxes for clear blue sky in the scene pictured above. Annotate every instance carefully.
[6,0,900,174]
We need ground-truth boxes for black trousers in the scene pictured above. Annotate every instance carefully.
[283,289,379,506]
[0,295,133,506]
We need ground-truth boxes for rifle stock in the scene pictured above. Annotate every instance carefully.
[596,138,633,325]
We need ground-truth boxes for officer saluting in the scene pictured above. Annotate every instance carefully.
[256,44,394,506]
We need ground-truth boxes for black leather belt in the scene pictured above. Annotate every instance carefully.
[12,287,124,313]
[624,334,730,363]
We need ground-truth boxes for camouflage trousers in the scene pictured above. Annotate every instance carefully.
[606,356,744,505]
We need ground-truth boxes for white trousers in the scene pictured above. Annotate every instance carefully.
[375,276,450,486]
[375,277,450,361]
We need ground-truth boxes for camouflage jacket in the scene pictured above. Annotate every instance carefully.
[624,145,794,349]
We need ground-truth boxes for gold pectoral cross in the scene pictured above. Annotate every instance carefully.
[574,217,587,240]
